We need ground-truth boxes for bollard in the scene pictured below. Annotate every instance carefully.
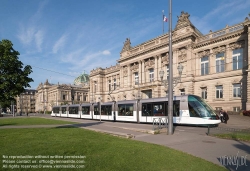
[207,125,210,135]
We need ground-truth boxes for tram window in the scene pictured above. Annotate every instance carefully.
[118,104,133,116]
[153,103,164,116]
[61,107,67,114]
[69,107,78,114]
[94,106,99,115]
[188,95,216,117]
[101,105,112,115]
[82,106,90,115]
[53,107,59,113]
[142,104,152,116]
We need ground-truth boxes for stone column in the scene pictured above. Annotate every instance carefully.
[128,64,131,88]
[139,60,142,84]
[120,66,123,88]
[226,44,231,71]
[142,60,145,84]
[154,56,158,81]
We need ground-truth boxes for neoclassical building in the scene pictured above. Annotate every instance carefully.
[35,73,89,112]
[89,11,250,112]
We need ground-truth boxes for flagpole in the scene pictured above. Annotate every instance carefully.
[162,10,164,34]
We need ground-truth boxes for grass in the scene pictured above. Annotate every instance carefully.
[0,128,226,171]
[213,132,250,142]
[0,117,76,126]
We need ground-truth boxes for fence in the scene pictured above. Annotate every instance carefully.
[152,118,168,130]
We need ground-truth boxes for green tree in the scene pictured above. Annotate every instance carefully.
[0,39,33,107]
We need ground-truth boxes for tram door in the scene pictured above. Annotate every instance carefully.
[113,102,116,122]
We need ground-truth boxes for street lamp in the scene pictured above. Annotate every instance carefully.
[159,63,184,90]
[159,63,184,135]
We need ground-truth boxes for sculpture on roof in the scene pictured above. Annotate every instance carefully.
[121,38,131,52]
[175,11,192,30]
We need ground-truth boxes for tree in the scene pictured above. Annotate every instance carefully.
[0,39,33,107]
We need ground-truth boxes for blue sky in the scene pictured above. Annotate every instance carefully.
[1,0,249,89]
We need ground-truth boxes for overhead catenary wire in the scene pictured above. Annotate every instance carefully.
[24,48,245,83]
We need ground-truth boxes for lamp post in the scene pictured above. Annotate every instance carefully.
[159,63,183,135]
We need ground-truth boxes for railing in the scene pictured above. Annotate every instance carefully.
[152,117,168,130]
[197,23,244,43]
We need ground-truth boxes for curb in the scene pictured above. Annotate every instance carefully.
[80,127,135,139]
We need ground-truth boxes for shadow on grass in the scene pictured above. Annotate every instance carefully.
[55,121,104,128]
[0,123,18,126]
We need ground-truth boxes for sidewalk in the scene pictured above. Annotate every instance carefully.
[1,114,250,171]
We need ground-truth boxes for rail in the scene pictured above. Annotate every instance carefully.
[152,117,168,130]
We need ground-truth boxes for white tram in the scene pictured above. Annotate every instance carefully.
[51,95,221,126]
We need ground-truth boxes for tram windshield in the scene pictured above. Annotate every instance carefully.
[188,95,217,118]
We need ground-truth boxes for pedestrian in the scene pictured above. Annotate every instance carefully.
[219,109,224,123]
[223,110,229,124]
[26,112,28,117]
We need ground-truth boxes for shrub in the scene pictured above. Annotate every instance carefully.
[242,110,250,117]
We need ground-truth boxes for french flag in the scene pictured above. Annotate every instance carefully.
[163,15,168,22]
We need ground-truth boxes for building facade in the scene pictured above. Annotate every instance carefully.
[35,74,89,112]
[89,11,250,112]
[16,89,36,114]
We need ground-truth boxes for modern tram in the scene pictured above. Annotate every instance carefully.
[51,95,221,126]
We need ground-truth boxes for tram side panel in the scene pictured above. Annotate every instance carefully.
[68,105,81,118]
[92,103,114,121]
[115,101,137,122]
[80,104,92,119]
[60,105,68,118]
[51,106,60,117]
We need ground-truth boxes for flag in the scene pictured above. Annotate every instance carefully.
[163,15,168,22]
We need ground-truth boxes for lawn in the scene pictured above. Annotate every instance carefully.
[213,132,250,142]
[0,128,226,171]
[0,117,76,126]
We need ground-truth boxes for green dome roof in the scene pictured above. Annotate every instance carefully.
[74,72,89,85]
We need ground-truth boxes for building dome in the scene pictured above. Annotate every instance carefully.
[74,72,89,85]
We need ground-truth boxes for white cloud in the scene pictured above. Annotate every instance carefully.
[191,0,250,34]
[52,34,67,54]
[17,26,35,45]
[34,30,44,52]
[102,50,111,55]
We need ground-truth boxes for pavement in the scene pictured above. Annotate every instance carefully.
[1,114,250,171]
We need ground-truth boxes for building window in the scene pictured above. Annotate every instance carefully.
[63,95,66,100]
[216,53,225,73]
[233,83,241,97]
[94,81,97,93]
[201,88,207,99]
[216,85,223,98]
[135,72,139,85]
[149,68,154,82]
[233,107,240,112]
[83,96,87,101]
[113,79,116,90]
[232,48,243,70]
[180,89,185,95]
[201,56,209,75]
[108,80,111,92]
[215,107,222,111]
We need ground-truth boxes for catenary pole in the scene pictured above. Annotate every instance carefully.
[162,10,164,34]
[168,0,173,135]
